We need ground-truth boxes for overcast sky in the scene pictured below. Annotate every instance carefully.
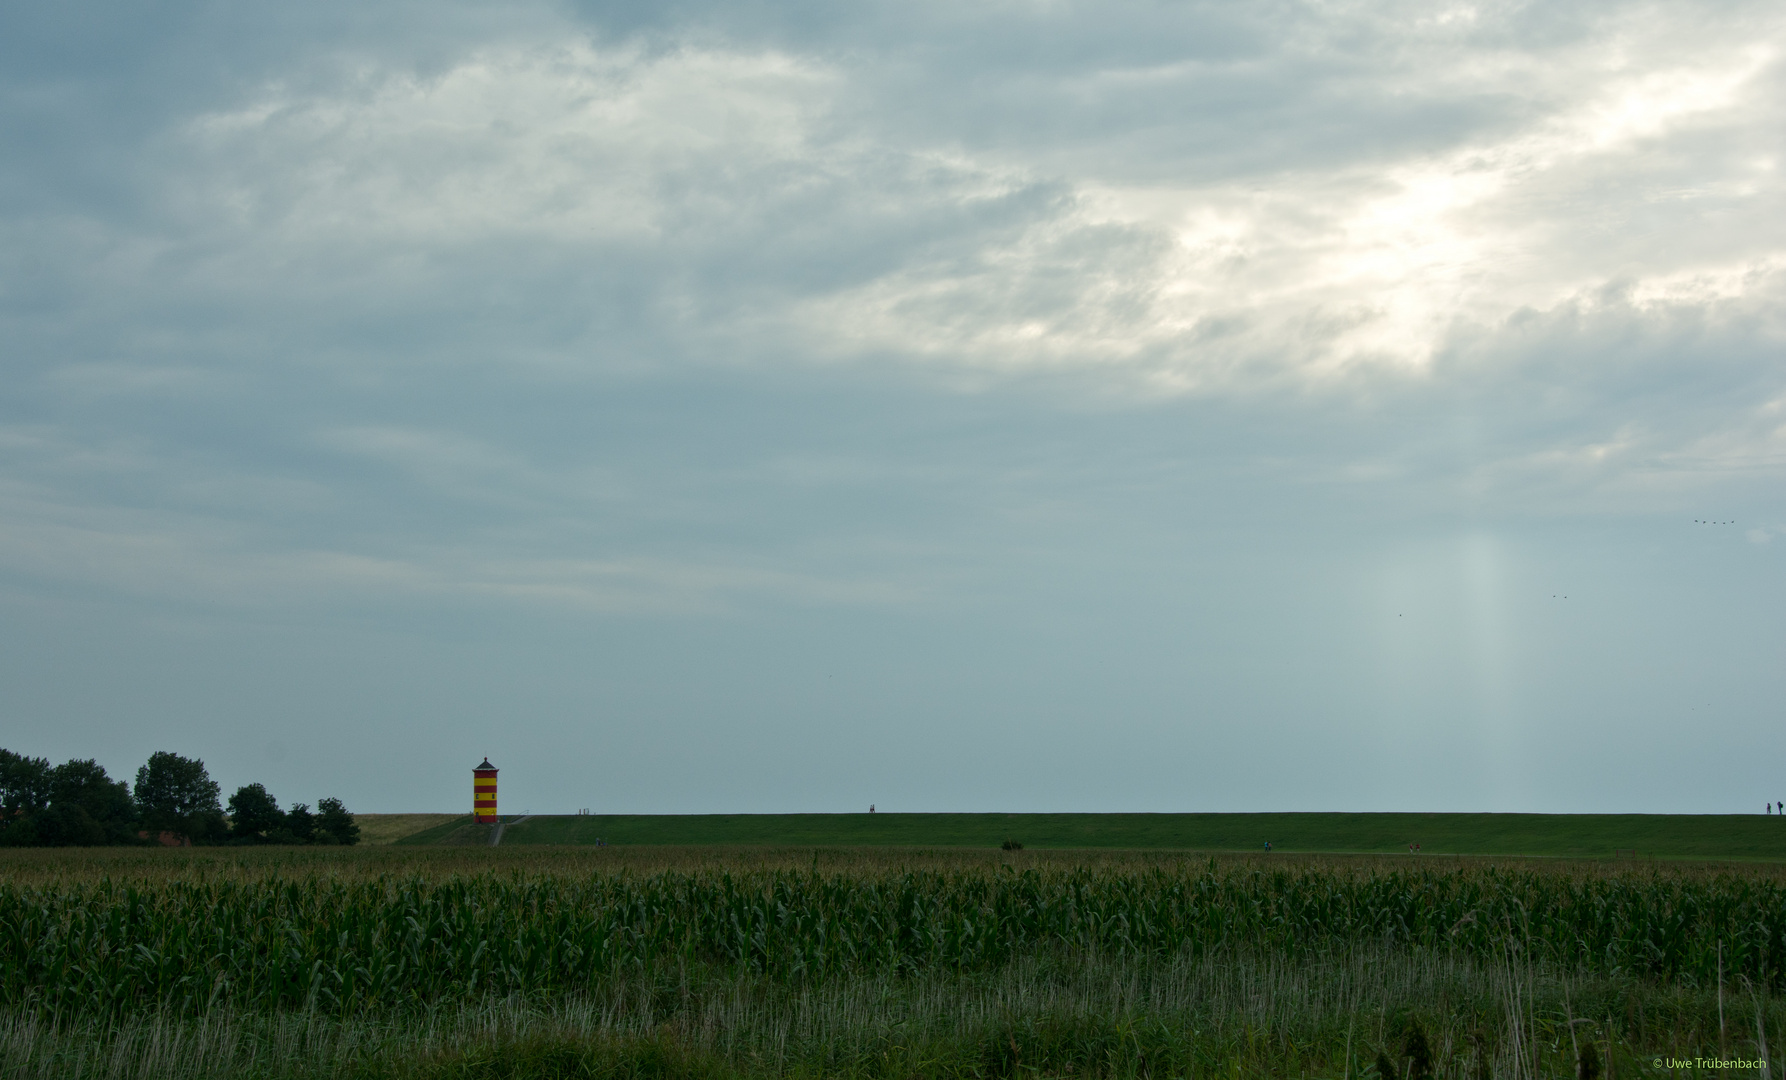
[2,0,1782,815]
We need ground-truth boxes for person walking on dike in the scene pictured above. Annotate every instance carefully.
[1264,840,1271,852]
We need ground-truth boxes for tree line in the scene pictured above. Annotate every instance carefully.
[0,749,358,847]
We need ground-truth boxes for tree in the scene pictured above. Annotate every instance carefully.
[0,750,52,846]
[135,752,224,843]
[0,752,142,846]
[0,749,52,817]
[286,802,316,843]
[315,797,360,846]
[34,802,106,846]
[49,759,136,843]
[226,783,285,843]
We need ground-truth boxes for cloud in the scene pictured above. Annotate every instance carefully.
[1,0,1783,614]
[0,472,921,616]
[93,3,1778,385]
[4,1,1786,814]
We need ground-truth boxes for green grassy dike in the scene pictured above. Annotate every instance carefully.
[394,810,1786,859]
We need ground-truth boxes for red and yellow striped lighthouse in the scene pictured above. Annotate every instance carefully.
[473,758,498,823]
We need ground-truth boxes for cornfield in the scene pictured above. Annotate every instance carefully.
[4,848,1783,1077]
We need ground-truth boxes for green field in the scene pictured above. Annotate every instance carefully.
[8,844,1786,1079]
[394,810,1786,859]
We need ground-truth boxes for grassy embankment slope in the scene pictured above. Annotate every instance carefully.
[353,814,463,845]
[393,812,1786,859]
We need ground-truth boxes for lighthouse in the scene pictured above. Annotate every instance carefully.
[473,758,498,823]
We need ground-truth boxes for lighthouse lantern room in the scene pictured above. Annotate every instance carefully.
[473,758,498,823]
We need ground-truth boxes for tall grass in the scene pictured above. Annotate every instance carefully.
[4,947,1773,1078]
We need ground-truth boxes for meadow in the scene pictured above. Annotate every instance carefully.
[4,845,1786,1078]
[393,811,1786,860]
